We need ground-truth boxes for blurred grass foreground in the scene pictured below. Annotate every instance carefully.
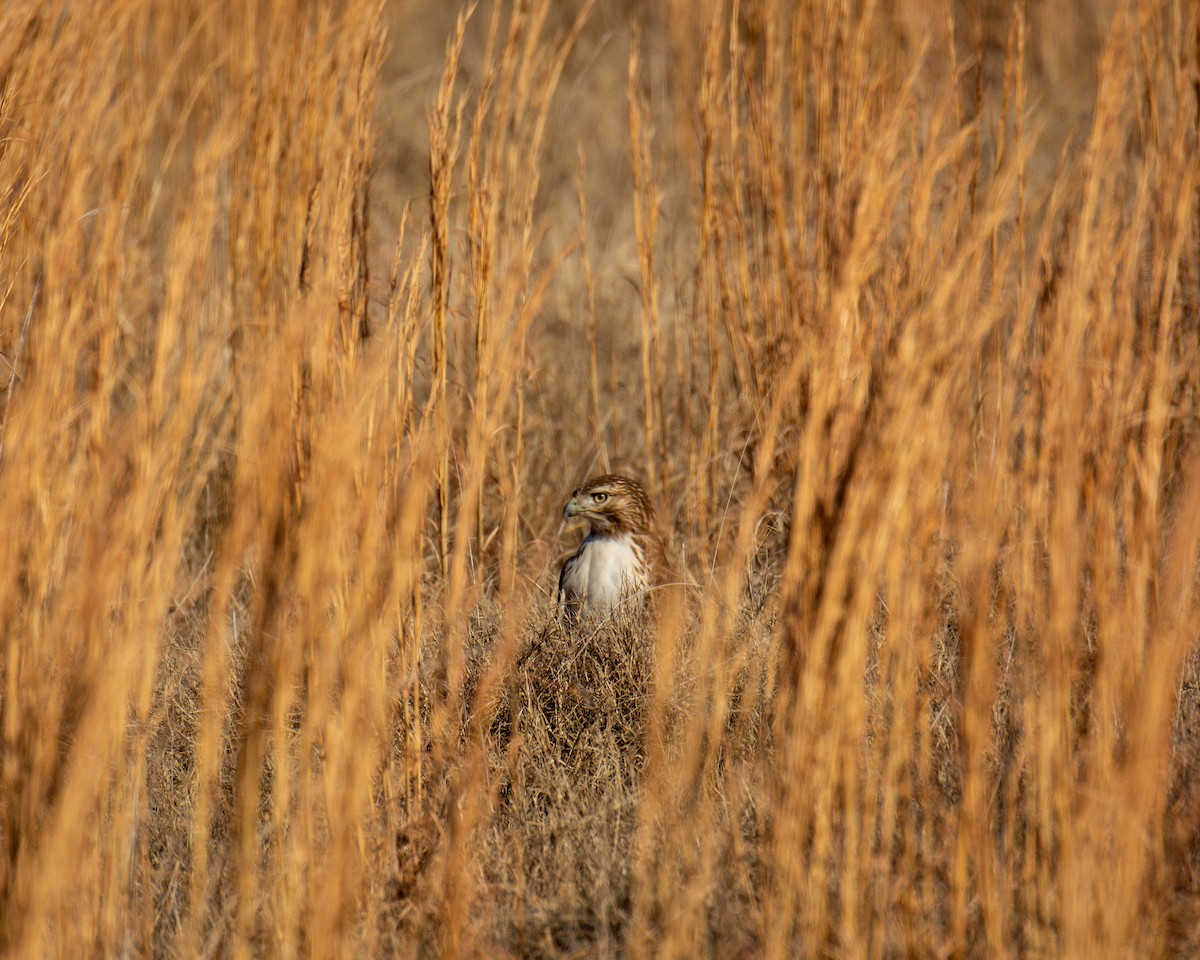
[2,0,1200,956]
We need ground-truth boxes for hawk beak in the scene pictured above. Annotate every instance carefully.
[563,498,580,521]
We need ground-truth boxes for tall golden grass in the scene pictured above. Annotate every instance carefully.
[1,0,1198,956]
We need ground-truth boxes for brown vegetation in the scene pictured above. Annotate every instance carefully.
[1,0,1199,956]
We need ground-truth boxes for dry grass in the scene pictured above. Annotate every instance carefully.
[2,0,1199,956]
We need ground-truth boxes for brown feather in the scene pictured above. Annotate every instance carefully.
[557,474,666,618]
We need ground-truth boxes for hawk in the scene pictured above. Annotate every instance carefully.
[557,474,663,619]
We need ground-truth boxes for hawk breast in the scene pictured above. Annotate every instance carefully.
[559,532,648,613]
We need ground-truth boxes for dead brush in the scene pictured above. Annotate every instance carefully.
[2,0,1200,957]
[484,608,654,956]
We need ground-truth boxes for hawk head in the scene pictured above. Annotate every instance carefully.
[562,474,654,538]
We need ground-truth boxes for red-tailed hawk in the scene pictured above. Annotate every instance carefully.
[557,474,663,619]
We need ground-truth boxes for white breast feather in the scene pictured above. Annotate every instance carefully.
[564,533,645,612]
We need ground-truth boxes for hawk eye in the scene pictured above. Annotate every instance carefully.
[592,492,608,503]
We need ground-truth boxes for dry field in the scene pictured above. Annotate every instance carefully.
[2,0,1199,956]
